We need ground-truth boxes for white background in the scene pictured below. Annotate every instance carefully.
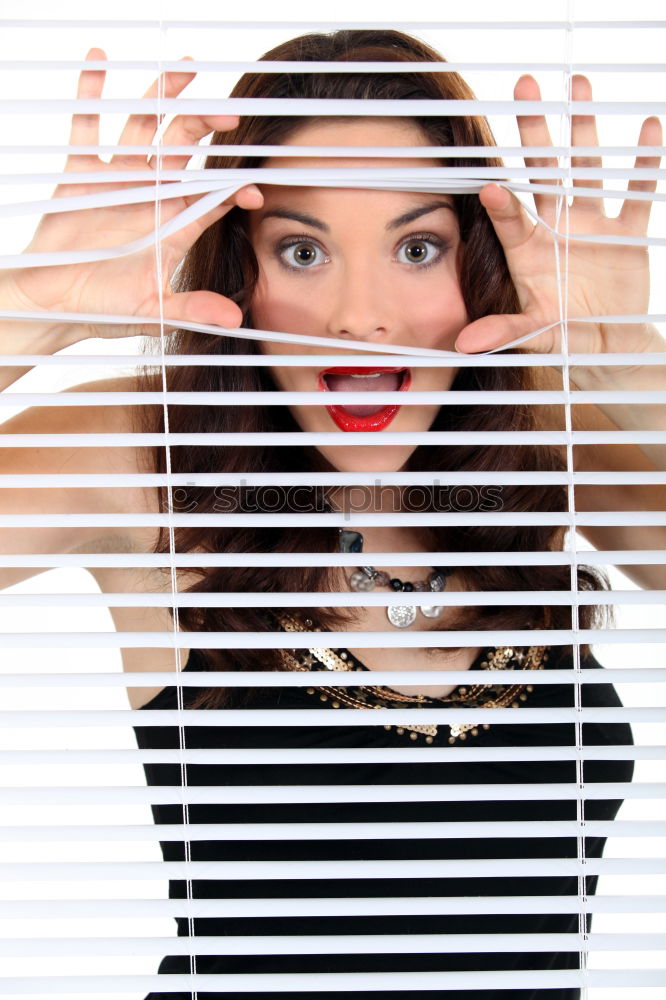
[0,1,664,998]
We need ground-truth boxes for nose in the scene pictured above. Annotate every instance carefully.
[324,265,394,343]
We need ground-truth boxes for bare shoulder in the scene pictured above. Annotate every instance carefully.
[0,372,162,576]
[2,371,151,438]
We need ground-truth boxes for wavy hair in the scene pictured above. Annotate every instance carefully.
[138,29,606,704]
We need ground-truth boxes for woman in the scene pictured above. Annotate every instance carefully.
[1,27,663,1000]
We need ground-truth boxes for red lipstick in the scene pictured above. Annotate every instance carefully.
[317,367,411,433]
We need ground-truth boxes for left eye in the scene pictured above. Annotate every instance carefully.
[397,238,438,265]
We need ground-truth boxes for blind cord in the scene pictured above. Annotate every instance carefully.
[559,5,589,986]
[153,12,197,994]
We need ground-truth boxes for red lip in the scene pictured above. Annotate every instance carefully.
[317,366,411,433]
[325,404,401,432]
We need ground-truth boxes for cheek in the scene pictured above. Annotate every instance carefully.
[250,271,319,336]
[413,280,468,349]
[264,364,309,403]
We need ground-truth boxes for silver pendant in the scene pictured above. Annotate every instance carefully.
[350,570,375,592]
[387,604,417,628]
[420,605,443,619]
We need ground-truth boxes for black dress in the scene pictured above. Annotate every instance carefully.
[133,643,633,1000]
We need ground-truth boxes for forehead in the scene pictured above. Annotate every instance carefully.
[263,116,438,171]
[278,116,432,150]
[255,117,448,218]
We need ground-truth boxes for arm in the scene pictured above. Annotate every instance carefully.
[0,51,263,588]
[535,369,666,589]
[0,380,157,592]
[454,74,664,582]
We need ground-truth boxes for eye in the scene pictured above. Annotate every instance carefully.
[278,240,325,269]
[396,236,443,267]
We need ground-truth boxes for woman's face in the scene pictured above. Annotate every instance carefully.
[247,119,467,473]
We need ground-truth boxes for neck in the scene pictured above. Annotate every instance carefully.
[328,485,435,554]
[344,524,431,557]
[328,483,403,516]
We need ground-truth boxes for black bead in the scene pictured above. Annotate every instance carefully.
[402,581,414,592]
[390,578,403,591]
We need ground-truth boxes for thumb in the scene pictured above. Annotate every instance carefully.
[144,289,243,334]
[454,313,555,354]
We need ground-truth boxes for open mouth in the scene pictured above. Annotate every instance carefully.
[317,366,411,432]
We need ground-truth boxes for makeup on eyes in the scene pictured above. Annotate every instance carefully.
[394,232,449,269]
[274,231,451,273]
[275,235,329,271]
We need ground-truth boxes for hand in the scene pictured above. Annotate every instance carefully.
[455,74,663,363]
[2,48,263,341]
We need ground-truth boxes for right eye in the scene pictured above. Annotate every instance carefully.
[278,241,326,269]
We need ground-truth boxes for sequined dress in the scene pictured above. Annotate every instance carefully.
[133,641,633,1000]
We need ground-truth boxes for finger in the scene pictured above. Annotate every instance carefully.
[153,289,244,332]
[227,184,264,212]
[151,111,240,173]
[515,74,560,222]
[183,182,264,226]
[619,115,663,232]
[165,184,264,262]
[454,312,557,356]
[66,48,106,172]
[111,61,196,166]
[570,75,603,212]
[479,183,537,255]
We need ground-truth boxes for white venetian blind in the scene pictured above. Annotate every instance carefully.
[0,2,664,999]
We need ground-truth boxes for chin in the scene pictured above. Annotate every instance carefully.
[289,403,439,475]
[315,444,417,475]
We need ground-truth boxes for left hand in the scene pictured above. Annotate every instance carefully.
[454,74,663,360]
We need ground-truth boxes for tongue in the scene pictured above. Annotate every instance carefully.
[324,371,402,416]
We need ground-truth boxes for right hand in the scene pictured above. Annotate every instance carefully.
[2,48,263,341]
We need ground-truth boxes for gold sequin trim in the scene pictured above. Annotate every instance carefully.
[279,615,547,744]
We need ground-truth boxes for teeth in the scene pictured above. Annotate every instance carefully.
[349,372,383,379]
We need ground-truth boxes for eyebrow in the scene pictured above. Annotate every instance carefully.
[259,199,455,234]
[260,208,330,232]
[387,201,455,230]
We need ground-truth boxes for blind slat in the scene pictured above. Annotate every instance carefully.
[0,551,662,569]
[4,98,666,116]
[0,967,663,994]
[2,895,662,920]
[0,820,663,842]
[6,142,663,158]
[0,628,661,648]
[2,330,665,368]
[3,932,664,957]
[2,667,665,687]
[3,857,666,881]
[1,17,663,29]
[1,431,663,447]
[1,782,661,806]
[0,471,665,487]
[4,59,666,74]
[3,745,660,765]
[0,591,663,611]
[3,389,666,407]
[6,166,665,185]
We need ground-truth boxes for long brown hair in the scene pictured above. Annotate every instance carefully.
[139,29,605,701]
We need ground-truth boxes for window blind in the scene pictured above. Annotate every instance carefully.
[0,4,664,1000]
